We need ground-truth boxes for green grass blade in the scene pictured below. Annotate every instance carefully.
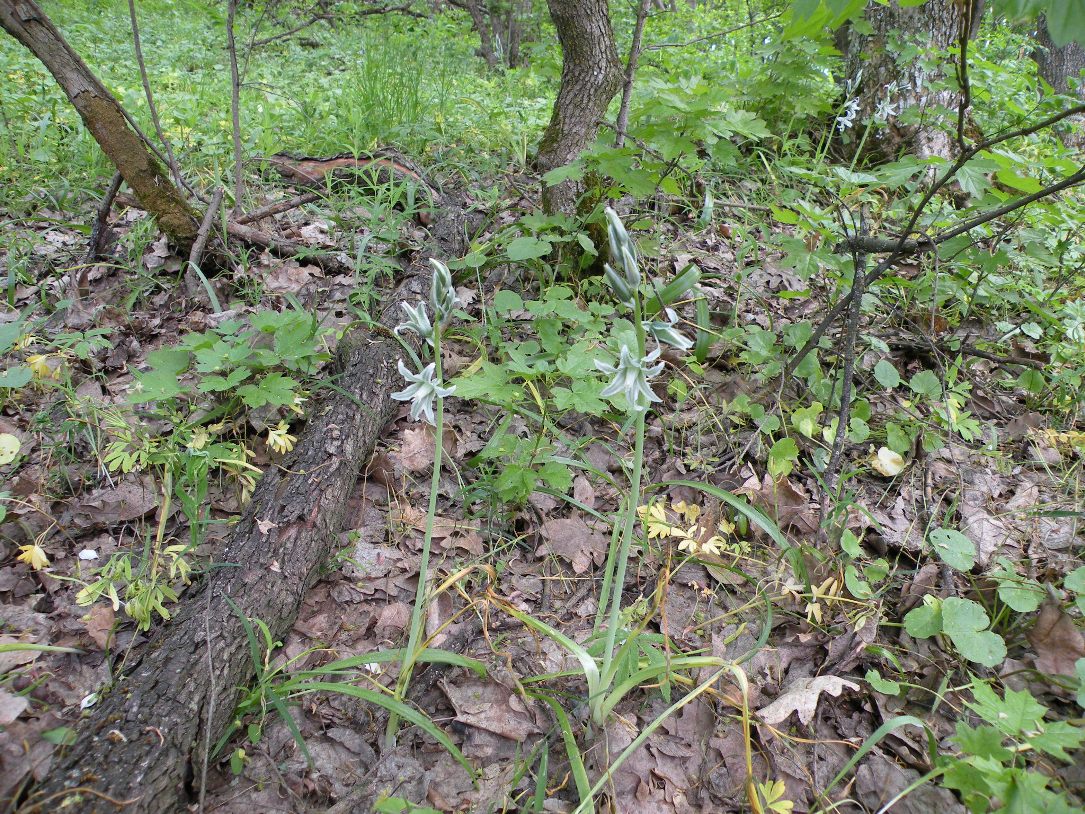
[599,656,726,721]
[0,643,83,655]
[821,715,934,798]
[500,603,600,696]
[534,693,592,808]
[572,667,730,814]
[224,595,267,682]
[292,648,486,679]
[268,690,314,767]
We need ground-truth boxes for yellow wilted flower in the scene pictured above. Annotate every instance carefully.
[17,544,49,570]
[637,501,676,539]
[266,422,297,455]
[672,500,700,524]
[27,354,61,380]
[187,429,209,452]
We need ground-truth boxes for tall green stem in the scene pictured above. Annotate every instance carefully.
[386,326,444,746]
[594,301,648,723]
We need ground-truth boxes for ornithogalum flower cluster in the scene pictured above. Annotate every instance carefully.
[597,207,689,414]
[391,259,457,425]
[388,257,458,744]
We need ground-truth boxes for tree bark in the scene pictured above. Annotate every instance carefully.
[1034,14,1085,95]
[535,0,622,214]
[0,0,198,247]
[838,0,974,161]
[22,199,471,812]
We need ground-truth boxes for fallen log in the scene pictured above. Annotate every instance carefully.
[21,207,470,814]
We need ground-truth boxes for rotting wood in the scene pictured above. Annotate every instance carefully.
[21,203,472,814]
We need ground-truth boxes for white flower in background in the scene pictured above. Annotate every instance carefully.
[392,360,455,425]
[428,258,457,325]
[646,307,693,351]
[874,98,895,122]
[395,300,434,345]
[78,548,99,561]
[596,344,665,414]
[836,98,860,132]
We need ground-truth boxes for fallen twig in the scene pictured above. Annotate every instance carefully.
[224,220,355,275]
[236,191,322,224]
[188,187,224,271]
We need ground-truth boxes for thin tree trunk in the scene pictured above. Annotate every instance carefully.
[226,0,246,212]
[536,0,622,214]
[0,0,198,246]
[463,0,498,67]
[614,0,651,148]
[128,0,182,189]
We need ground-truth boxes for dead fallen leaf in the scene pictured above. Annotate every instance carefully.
[82,604,115,650]
[399,426,435,473]
[440,678,543,742]
[758,675,860,726]
[537,516,607,574]
[1027,598,1085,677]
[265,262,319,294]
[0,690,28,725]
[871,447,906,477]
[734,474,817,532]
[68,475,159,529]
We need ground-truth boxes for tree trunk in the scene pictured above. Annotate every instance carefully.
[838,0,972,162]
[0,0,198,247]
[463,0,498,67]
[535,0,622,214]
[1034,14,1085,95]
[22,199,472,811]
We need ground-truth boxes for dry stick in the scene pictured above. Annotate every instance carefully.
[954,3,972,153]
[235,190,321,224]
[644,11,782,51]
[614,0,650,148]
[250,11,332,47]
[887,338,1046,370]
[824,207,868,501]
[114,191,355,275]
[112,89,205,204]
[128,0,182,188]
[227,0,245,213]
[224,220,355,275]
[85,171,123,263]
[188,186,225,270]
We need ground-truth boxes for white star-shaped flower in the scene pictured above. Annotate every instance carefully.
[392,360,455,425]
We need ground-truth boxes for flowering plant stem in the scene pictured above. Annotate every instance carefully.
[593,301,647,725]
[386,325,444,747]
